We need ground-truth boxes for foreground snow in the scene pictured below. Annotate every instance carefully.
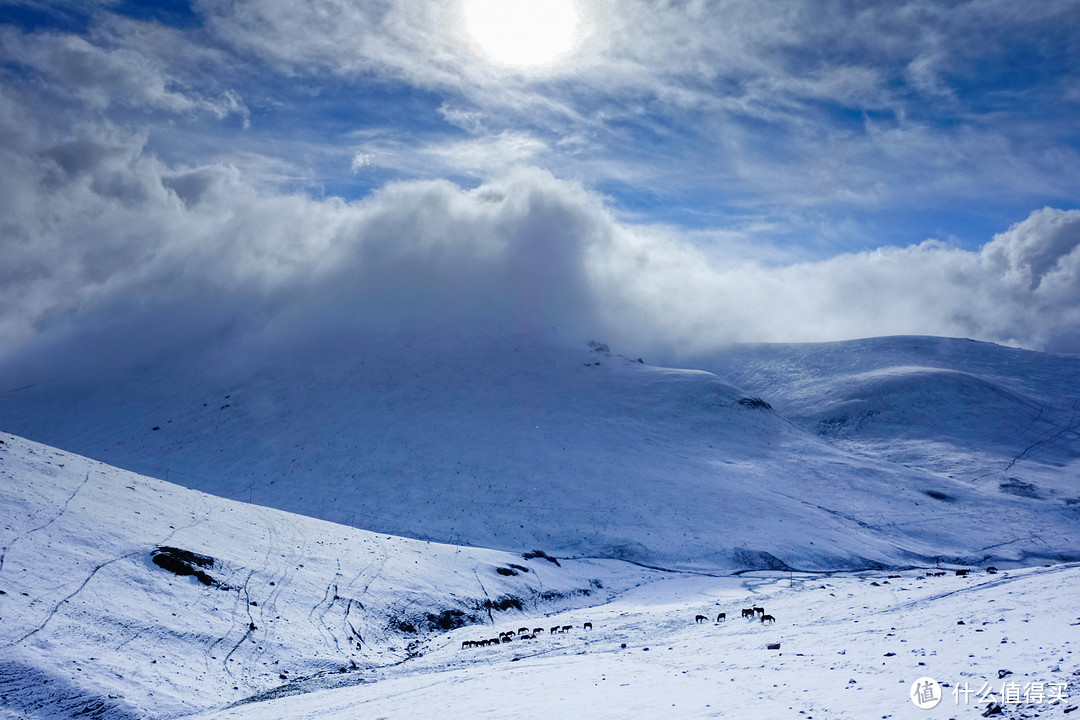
[2,432,1077,719]
[0,432,659,718]
[194,566,1080,720]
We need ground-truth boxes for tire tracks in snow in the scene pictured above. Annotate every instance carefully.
[308,562,347,657]
[221,570,257,678]
[9,550,141,645]
[0,471,90,573]
[8,500,210,647]
[1002,398,1080,475]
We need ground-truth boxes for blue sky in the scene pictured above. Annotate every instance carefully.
[1,0,1080,376]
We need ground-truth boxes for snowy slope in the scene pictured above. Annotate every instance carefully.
[3,433,1077,720]
[699,336,1080,495]
[1,334,1079,571]
[0,432,661,719]
[189,565,1080,720]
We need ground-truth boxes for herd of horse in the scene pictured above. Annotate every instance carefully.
[696,606,775,624]
[459,606,780,652]
[457,568,1000,654]
[461,621,594,649]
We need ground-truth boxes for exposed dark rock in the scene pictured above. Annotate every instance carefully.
[150,547,217,586]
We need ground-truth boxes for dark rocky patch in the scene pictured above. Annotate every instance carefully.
[732,548,792,571]
[151,546,217,586]
[522,549,560,566]
[999,478,1040,498]
[425,608,479,631]
[481,596,524,612]
[392,619,417,634]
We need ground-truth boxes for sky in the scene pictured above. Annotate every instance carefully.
[1,0,1080,381]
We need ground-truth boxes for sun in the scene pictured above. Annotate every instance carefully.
[463,0,581,69]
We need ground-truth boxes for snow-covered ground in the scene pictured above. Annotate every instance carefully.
[1,334,1078,572]
[0,432,660,719]
[193,567,1080,720]
[701,336,1080,495]
[2,432,1077,719]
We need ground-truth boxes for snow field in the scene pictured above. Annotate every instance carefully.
[0,432,660,719]
[192,566,1080,719]
[2,431,1078,719]
[2,334,1078,574]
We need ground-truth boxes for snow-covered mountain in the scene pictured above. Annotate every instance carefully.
[3,432,1078,719]
[700,335,1080,497]
[0,431,661,719]
[1,334,1078,572]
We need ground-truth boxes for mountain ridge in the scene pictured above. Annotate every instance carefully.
[1,333,1078,572]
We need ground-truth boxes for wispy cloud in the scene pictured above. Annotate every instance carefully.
[2,100,1079,385]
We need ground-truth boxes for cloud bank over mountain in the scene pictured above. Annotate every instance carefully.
[1,1,1079,383]
[2,103,1079,385]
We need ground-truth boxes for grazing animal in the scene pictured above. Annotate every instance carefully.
[742,608,756,619]
[500,635,512,643]
[716,613,726,622]
[562,625,573,633]
[551,626,561,634]
[955,569,970,577]
[462,640,473,649]
[695,615,707,624]
[767,643,781,650]
[760,614,776,624]
[519,627,530,635]
[583,622,593,630]
[533,627,545,635]
[986,566,998,574]
[753,607,765,617]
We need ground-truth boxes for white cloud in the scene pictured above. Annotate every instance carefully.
[349,152,373,174]
[7,1,1075,234]
[0,25,248,122]
[346,131,548,181]
[2,91,1079,386]
[2,2,1079,383]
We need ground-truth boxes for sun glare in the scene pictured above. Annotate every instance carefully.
[463,0,581,68]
